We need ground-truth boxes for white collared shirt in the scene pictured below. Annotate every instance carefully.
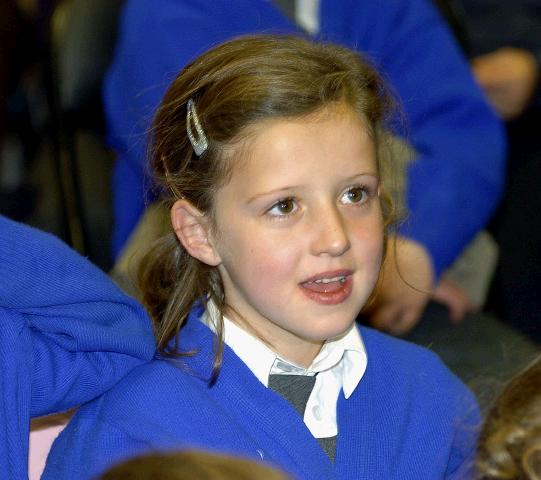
[203,302,367,438]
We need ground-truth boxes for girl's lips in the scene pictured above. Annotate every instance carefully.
[299,273,353,305]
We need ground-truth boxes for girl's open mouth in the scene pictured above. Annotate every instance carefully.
[299,271,353,305]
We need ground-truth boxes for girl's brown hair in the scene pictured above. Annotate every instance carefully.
[477,356,541,479]
[138,34,397,369]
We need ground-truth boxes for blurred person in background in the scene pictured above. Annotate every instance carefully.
[0,0,57,220]
[437,0,541,343]
[0,0,34,218]
[465,0,541,344]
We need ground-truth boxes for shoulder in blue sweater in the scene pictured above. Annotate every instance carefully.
[44,311,479,480]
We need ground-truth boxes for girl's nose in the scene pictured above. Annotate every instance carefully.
[309,206,351,257]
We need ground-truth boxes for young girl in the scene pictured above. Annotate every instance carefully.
[44,35,479,479]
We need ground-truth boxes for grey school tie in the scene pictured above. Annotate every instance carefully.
[268,374,337,461]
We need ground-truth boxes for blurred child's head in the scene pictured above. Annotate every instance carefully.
[138,35,396,368]
[477,357,541,479]
[100,450,291,480]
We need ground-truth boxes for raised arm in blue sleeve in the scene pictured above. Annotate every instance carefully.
[320,0,506,276]
[0,216,155,479]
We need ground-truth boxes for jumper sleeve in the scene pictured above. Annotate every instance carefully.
[42,410,148,480]
[0,309,32,480]
[0,215,155,415]
[445,386,482,479]
[322,0,506,276]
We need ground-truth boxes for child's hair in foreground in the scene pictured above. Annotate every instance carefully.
[100,450,290,480]
[138,34,396,366]
[477,356,541,479]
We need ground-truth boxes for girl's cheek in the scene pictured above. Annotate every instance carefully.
[247,240,301,281]
[256,244,300,271]
[352,217,384,244]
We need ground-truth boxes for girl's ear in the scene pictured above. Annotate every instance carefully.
[171,199,221,266]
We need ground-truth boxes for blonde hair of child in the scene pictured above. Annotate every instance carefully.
[137,34,397,374]
[477,356,541,479]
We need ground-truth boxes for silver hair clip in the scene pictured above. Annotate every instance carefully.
[186,98,209,156]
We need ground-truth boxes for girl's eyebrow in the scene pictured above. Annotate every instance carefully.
[246,186,299,204]
[245,172,379,204]
[348,172,379,181]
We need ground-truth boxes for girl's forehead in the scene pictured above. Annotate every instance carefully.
[234,103,369,155]
[223,106,377,192]
[243,102,369,138]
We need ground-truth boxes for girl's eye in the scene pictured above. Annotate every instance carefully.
[267,198,298,217]
[342,186,369,205]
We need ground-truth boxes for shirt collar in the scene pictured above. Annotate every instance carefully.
[202,300,367,398]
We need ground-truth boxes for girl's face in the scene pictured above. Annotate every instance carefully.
[211,105,384,366]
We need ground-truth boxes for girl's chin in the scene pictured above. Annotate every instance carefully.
[300,319,357,344]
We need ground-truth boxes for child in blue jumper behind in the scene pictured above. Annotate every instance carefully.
[0,215,155,480]
[44,35,480,479]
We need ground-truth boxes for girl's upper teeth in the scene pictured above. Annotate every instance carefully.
[314,276,346,284]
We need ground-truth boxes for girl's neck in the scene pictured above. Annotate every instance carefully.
[220,304,323,368]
